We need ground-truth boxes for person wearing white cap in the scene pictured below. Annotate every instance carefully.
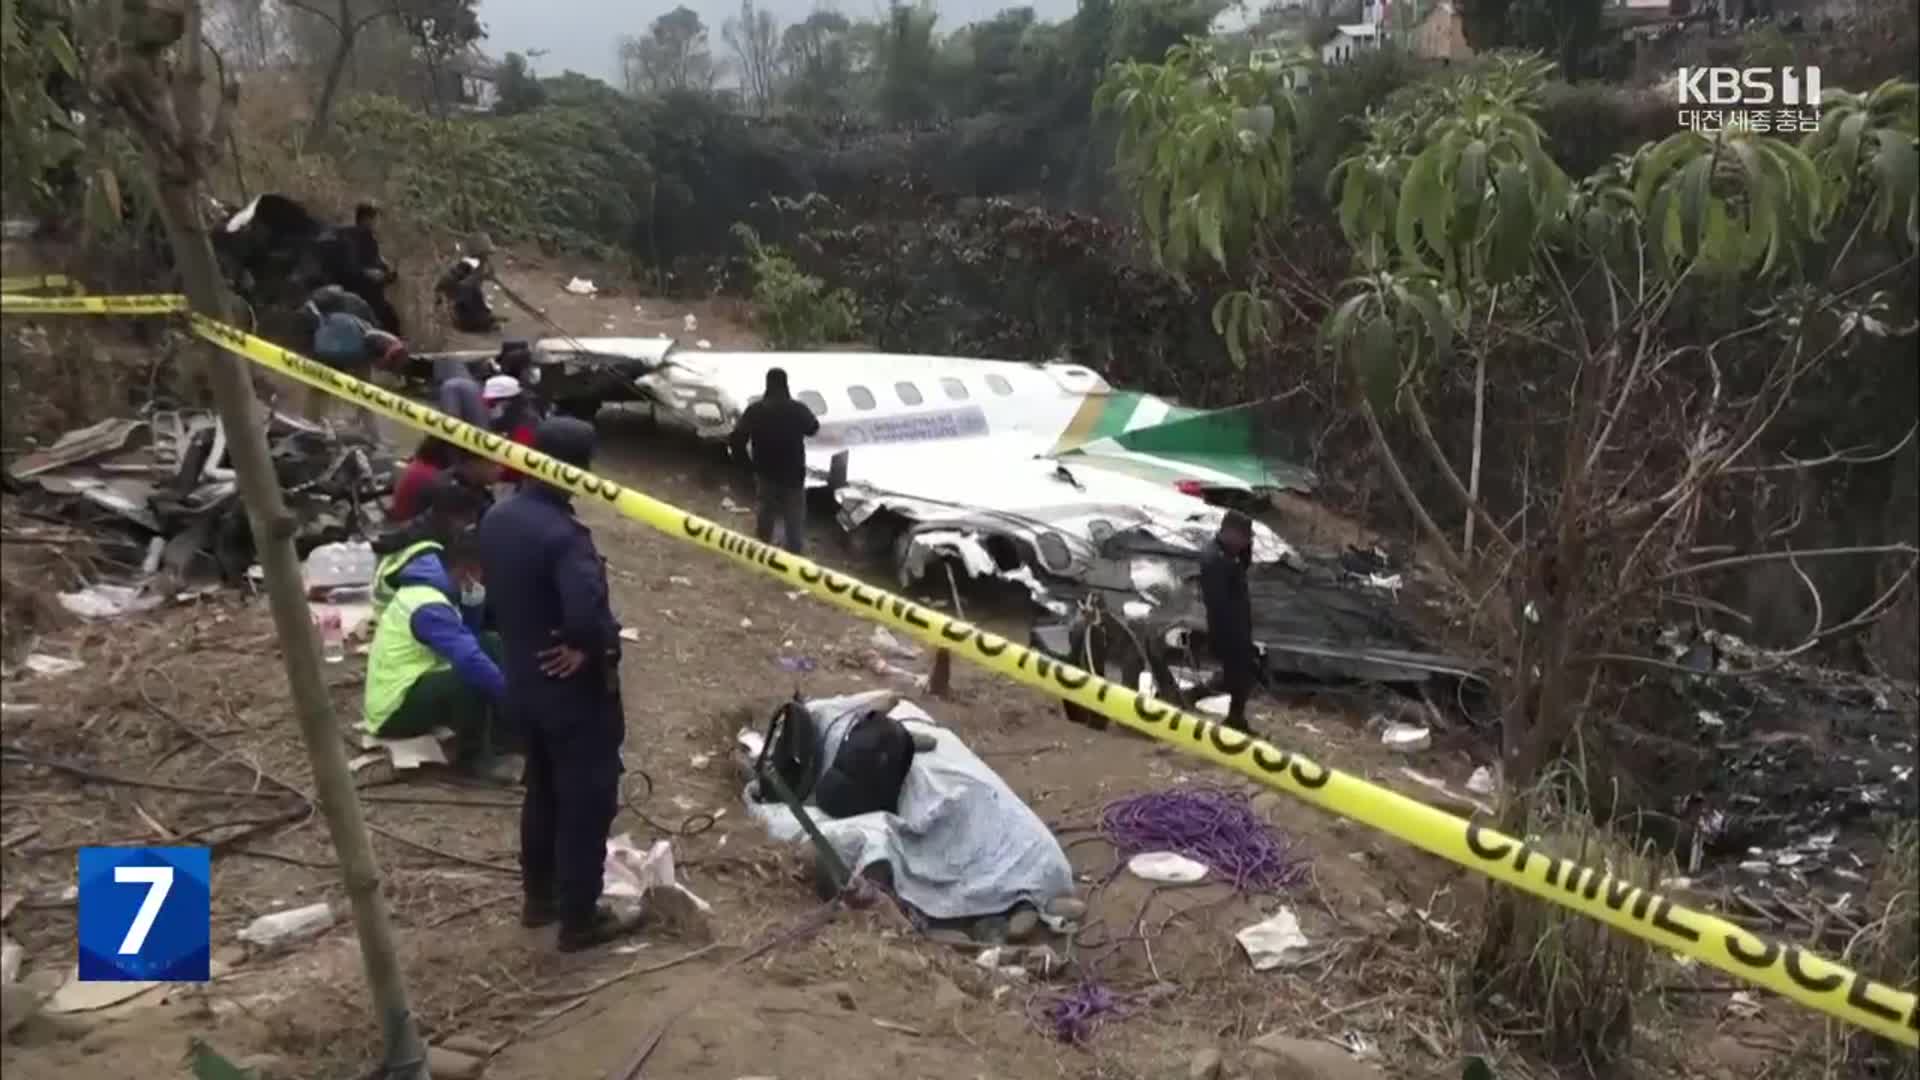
[481,374,539,491]
[482,374,535,440]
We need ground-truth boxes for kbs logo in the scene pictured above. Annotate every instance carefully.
[1674,67,1824,135]
[76,847,212,982]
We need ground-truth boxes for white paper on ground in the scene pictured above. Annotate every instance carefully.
[360,727,453,769]
[1236,907,1310,971]
[1127,851,1210,884]
[603,835,712,912]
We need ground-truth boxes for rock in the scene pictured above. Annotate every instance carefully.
[1006,907,1042,942]
[440,1034,498,1057]
[212,945,248,970]
[428,1045,487,1079]
[1043,897,1087,921]
[1189,1048,1225,1079]
[1235,1035,1384,1080]
[1250,793,1286,820]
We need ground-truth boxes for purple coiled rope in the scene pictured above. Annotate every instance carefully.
[1031,980,1141,1046]
[1099,787,1309,893]
[1032,788,1310,1045]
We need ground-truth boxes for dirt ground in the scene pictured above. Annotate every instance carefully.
[0,256,1863,1080]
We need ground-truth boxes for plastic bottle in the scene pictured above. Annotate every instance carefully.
[316,607,346,663]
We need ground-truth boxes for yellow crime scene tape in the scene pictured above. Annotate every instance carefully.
[0,273,83,295]
[0,291,180,314]
[5,291,1917,1048]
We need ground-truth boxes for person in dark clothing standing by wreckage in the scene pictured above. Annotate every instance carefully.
[1199,510,1259,733]
[729,367,820,555]
[339,202,401,334]
[478,417,641,952]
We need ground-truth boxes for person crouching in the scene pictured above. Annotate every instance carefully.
[362,475,517,782]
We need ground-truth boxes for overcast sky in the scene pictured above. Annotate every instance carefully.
[479,0,1079,85]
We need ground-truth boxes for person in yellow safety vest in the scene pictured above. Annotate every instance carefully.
[362,476,515,781]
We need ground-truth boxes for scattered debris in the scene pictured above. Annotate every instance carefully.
[57,582,163,620]
[1379,723,1431,753]
[237,902,336,949]
[563,277,598,297]
[1235,907,1311,971]
[21,654,83,678]
[7,410,398,602]
[1466,766,1498,796]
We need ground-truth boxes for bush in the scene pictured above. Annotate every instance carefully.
[731,224,860,348]
[1472,762,1665,1070]
[1845,823,1919,1078]
[331,97,646,260]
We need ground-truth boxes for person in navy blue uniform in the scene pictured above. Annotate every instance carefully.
[477,417,640,951]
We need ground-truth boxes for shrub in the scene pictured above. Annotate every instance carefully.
[730,224,860,348]
[1472,761,1665,1071]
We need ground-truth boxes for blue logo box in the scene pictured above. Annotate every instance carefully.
[77,846,211,982]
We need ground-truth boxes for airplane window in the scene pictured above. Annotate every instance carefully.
[798,391,828,416]
[986,374,1014,396]
[849,385,877,411]
[941,377,970,401]
[895,381,923,406]
[1036,532,1073,573]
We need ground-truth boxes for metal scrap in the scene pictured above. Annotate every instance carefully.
[6,408,399,601]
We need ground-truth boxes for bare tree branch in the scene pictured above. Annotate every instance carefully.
[1727,425,1918,474]
[1656,543,1919,584]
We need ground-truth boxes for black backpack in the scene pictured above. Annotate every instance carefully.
[753,696,820,805]
[813,710,919,819]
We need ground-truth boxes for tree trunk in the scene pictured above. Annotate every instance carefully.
[151,178,433,1080]
[1465,348,1486,553]
[127,39,431,1072]
[304,9,358,149]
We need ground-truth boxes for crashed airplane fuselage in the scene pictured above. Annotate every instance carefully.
[630,344,1315,610]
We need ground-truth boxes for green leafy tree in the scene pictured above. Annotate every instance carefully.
[781,10,856,116]
[874,1,940,124]
[493,50,547,115]
[1,0,85,214]
[1104,48,1920,1059]
[731,222,861,347]
[620,6,716,95]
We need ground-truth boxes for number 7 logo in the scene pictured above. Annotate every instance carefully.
[112,865,175,955]
[78,846,211,982]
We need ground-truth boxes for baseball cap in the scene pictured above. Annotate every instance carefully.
[482,375,522,402]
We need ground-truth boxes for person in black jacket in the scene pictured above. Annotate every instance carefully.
[1198,510,1259,733]
[339,202,401,334]
[728,367,821,555]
